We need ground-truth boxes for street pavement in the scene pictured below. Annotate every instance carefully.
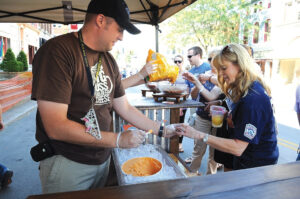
[0,82,299,199]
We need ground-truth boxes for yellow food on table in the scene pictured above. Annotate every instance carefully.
[122,157,162,177]
[146,49,179,83]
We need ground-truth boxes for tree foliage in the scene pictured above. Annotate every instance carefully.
[0,48,26,72]
[17,50,28,71]
[160,0,255,54]
[0,48,18,72]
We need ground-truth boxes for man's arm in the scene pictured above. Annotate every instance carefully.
[38,100,143,148]
[112,95,161,134]
[122,73,145,89]
[121,62,156,89]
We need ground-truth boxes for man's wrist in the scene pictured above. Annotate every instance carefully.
[158,122,164,137]
[116,133,122,148]
[144,76,149,83]
[137,72,144,80]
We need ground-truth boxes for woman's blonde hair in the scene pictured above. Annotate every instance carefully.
[212,43,270,103]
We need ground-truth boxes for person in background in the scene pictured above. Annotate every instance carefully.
[176,43,279,170]
[184,46,212,165]
[182,50,223,175]
[174,55,188,152]
[186,46,212,93]
[295,68,300,161]
[198,50,219,85]
[0,104,14,189]
[31,0,176,194]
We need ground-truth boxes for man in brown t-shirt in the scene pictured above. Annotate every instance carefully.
[31,0,176,194]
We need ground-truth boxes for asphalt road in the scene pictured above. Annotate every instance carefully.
[0,84,299,199]
[0,108,40,199]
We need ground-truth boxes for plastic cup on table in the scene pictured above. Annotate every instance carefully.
[210,105,226,128]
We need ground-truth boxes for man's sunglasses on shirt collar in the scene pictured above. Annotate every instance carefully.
[174,60,182,64]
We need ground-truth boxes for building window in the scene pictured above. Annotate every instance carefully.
[264,19,271,42]
[253,22,259,44]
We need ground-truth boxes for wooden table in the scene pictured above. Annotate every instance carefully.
[122,93,204,154]
[27,161,300,199]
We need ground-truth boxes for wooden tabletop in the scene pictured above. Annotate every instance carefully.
[126,93,204,109]
[27,161,300,199]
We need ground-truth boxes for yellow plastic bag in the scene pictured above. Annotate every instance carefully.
[146,49,179,83]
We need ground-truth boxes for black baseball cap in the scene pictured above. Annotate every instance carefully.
[87,0,141,34]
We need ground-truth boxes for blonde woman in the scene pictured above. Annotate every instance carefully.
[182,51,223,175]
[176,43,279,170]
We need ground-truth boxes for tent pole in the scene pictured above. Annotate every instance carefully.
[155,25,159,52]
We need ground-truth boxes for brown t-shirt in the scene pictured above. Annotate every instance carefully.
[31,32,125,165]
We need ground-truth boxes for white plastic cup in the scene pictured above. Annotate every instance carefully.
[210,105,226,128]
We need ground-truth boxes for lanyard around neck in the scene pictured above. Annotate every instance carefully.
[78,29,101,97]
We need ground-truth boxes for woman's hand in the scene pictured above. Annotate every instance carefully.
[199,74,211,84]
[204,101,220,112]
[173,123,204,140]
[163,124,177,138]
[139,61,157,78]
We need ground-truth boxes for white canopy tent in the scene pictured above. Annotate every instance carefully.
[0,0,197,51]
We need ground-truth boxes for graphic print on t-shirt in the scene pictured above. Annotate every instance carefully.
[91,63,113,105]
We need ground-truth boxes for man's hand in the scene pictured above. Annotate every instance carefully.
[182,72,197,84]
[118,130,146,148]
[139,61,157,78]
[182,72,202,89]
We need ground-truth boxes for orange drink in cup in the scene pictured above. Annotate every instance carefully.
[210,105,226,128]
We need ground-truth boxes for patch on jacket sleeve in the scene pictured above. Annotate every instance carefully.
[244,123,257,140]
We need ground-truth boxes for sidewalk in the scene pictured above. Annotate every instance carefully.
[2,96,37,126]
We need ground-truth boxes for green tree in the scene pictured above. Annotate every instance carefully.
[0,48,18,72]
[17,50,28,71]
[160,0,255,54]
